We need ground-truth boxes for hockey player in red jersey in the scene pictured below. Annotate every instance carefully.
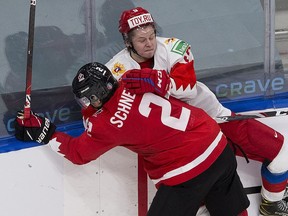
[104,7,288,216]
[14,62,249,216]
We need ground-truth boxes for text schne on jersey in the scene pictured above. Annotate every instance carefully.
[110,89,136,128]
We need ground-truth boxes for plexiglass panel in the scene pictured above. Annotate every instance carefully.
[0,0,287,138]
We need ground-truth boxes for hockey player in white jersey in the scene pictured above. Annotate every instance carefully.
[105,7,288,216]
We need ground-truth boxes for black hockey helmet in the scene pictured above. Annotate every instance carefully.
[72,62,118,108]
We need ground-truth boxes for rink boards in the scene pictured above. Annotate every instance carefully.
[0,109,287,216]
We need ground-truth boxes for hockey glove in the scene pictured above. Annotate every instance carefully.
[14,110,56,144]
[122,68,171,97]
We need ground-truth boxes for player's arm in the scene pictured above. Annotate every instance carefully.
[14,110,114,165]
[121,68,171,97]
[121,63,197,100]
[168,41,198,101]
[122,39,198,100]
[48,131,114,165]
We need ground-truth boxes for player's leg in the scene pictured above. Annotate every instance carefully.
[259,163,288,215]
[148,145,247,216]
[147,183,203,216]
[205,145,249,216]
[220,118,288,215]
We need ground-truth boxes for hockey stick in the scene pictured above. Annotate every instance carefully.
[24,0,36,119]
[215,109,288,123]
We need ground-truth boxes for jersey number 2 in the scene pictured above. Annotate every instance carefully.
[139,93,190,131]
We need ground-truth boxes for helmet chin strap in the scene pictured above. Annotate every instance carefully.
[131,45,141,57]
[129,43,149,62]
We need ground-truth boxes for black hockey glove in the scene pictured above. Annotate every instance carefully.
[14,110,56,144]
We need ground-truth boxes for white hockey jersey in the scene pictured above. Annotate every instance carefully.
[105,36,231,118]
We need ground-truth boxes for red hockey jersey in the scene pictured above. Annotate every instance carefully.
[49,83,227,187]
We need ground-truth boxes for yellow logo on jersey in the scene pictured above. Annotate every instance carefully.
[112,62,126,76]
[164,37,176,44]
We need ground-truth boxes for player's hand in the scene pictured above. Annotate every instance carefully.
[122,68,171,97]
[14,110,56,144]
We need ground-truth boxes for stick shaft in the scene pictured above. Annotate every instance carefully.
[216,110,288,123]
[24,0,36,119]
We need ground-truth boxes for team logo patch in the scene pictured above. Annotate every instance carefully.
[171,40,189,56]
[164,37,176,45]
[78,73,85,82]
[112,62,126,76]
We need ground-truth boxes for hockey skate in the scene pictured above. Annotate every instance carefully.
[284,186,288,203]
[259,197,288,216]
